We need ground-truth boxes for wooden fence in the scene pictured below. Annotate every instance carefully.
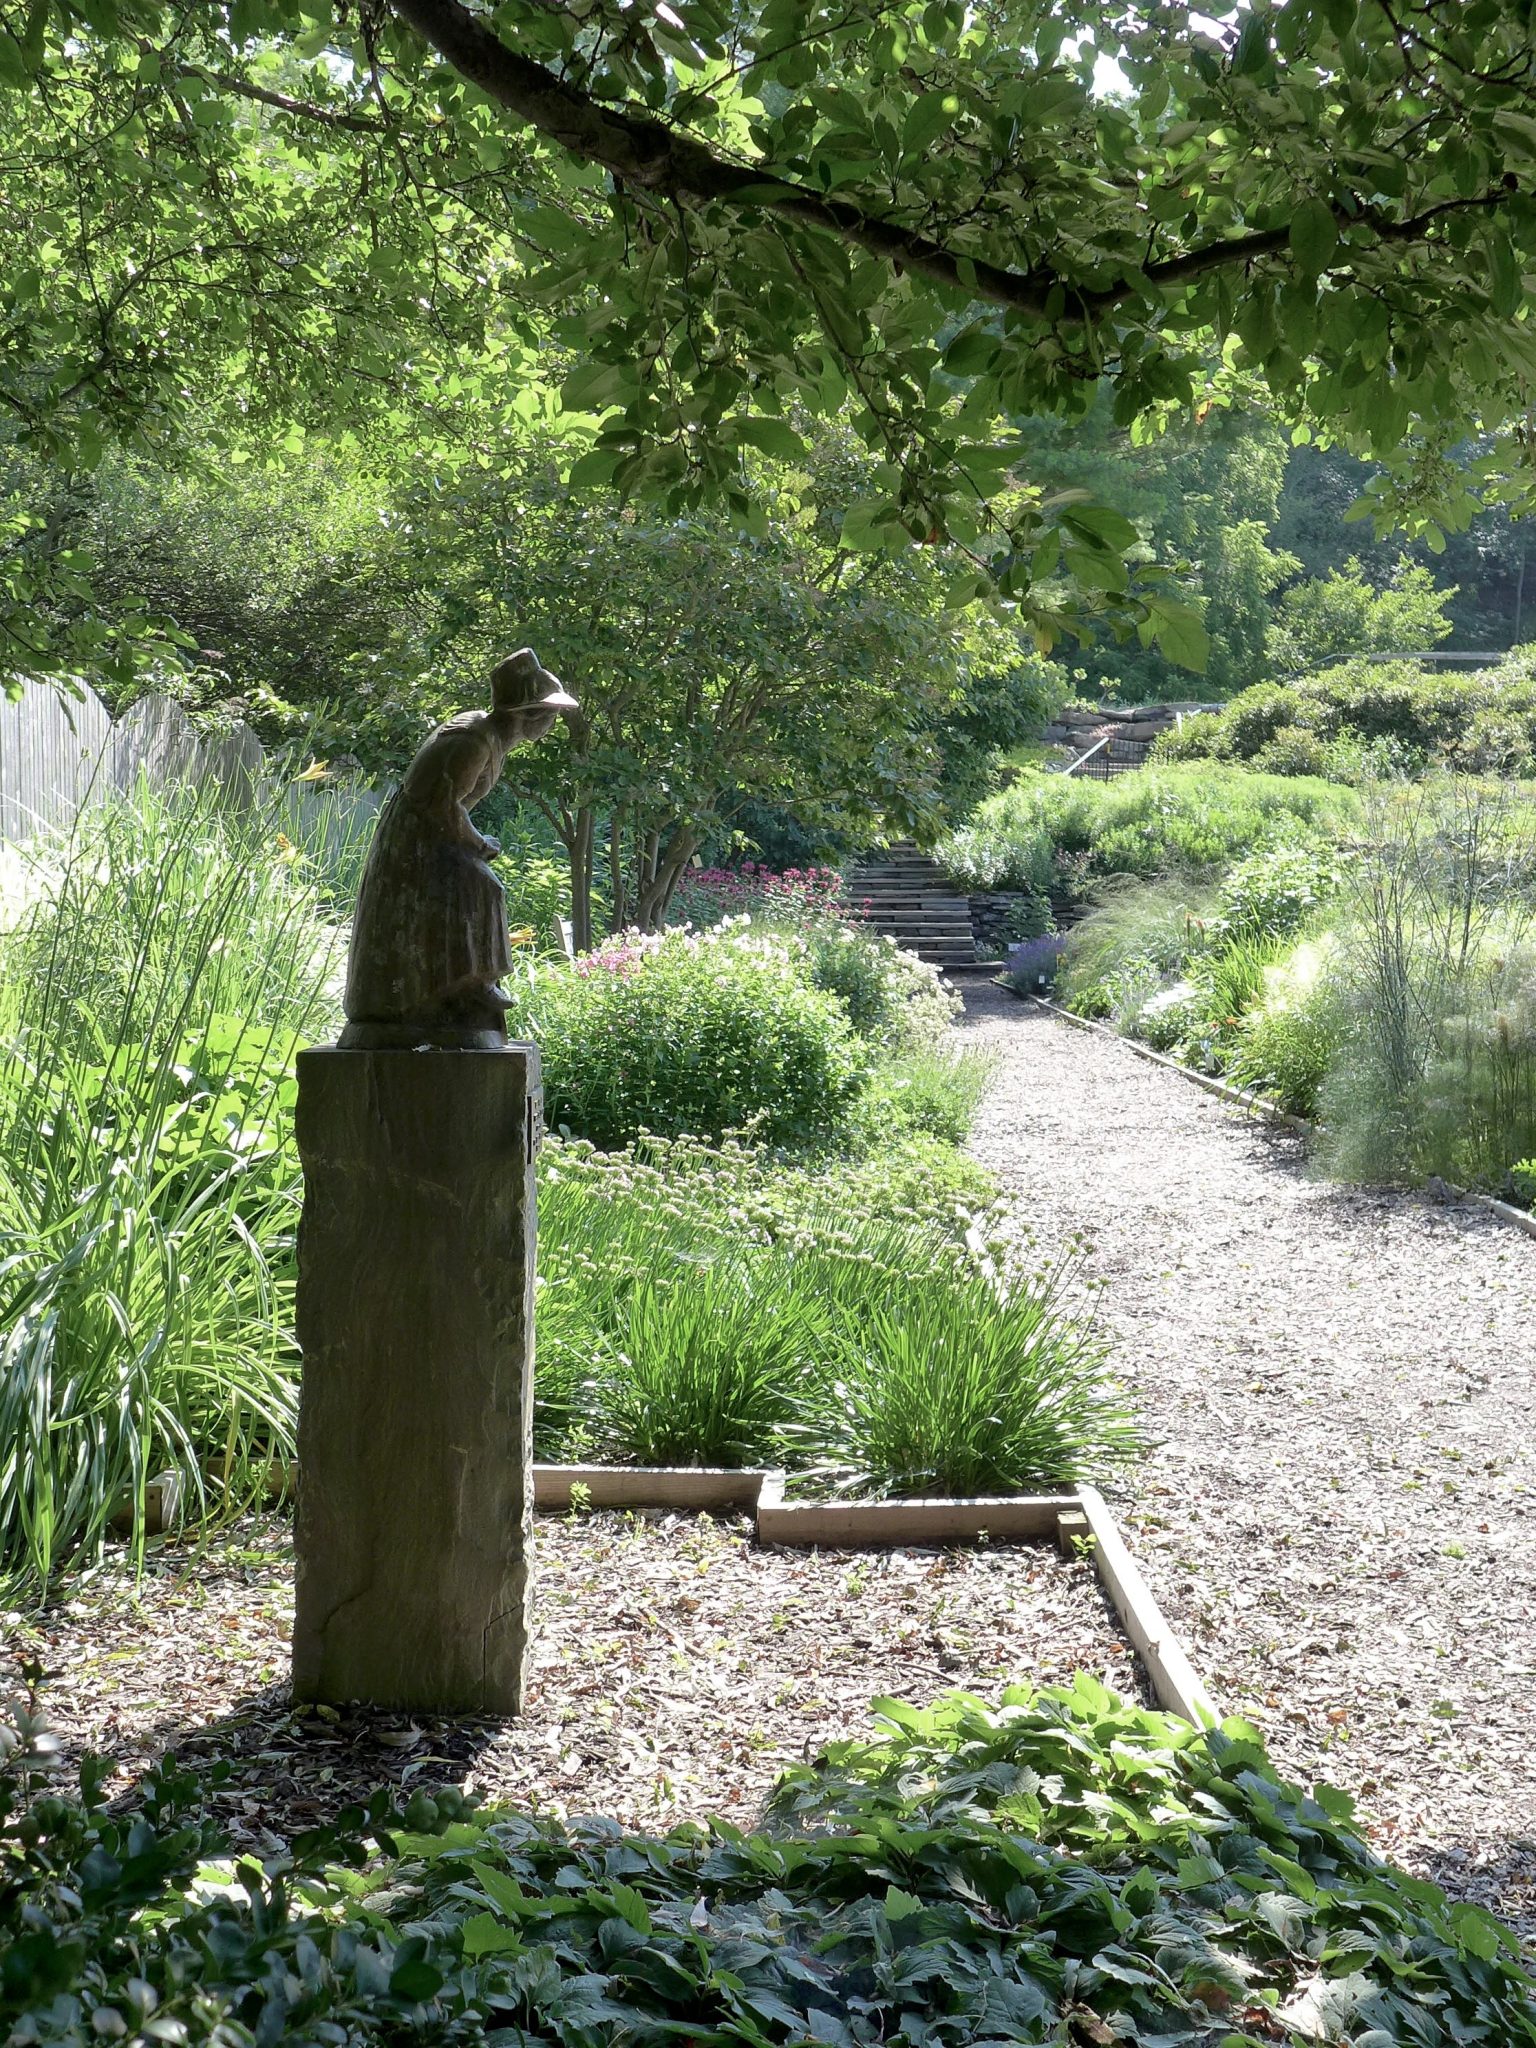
[0,682,355,845]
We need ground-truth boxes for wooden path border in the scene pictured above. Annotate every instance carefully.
[533,1464,1216,1727]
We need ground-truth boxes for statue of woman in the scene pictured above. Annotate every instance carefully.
[339,649,577,1049]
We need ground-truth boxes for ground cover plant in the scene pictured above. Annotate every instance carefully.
[3,1676,1532,2048]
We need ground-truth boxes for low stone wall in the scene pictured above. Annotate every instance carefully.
[1040,698,1222,757]
[969,890,1050,956]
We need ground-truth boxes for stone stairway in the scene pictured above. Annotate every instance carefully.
[845,843,977,970]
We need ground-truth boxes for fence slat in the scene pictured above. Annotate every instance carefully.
[0,683,340,846]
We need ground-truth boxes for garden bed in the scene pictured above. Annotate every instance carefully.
[4,1509,1146,1848]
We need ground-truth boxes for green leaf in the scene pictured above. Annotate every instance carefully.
[1145,595,1211,673]
[459,1911,526,1959]
[1487,230,1523,317]
[1289,199,1338,277]
[730,415,807,461]
[903,91,958,155]
[943,324,1001,377]
[1492,108,1536,159]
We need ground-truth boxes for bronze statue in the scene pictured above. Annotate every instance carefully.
[339,649,577,1050]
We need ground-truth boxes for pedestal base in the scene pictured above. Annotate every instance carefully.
[291,1044,540,1714]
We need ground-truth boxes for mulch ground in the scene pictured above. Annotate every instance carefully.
[3,1509,1144,1850]
[959,980,1536,1944]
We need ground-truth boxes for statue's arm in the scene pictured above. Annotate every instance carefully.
[402,729,498,854]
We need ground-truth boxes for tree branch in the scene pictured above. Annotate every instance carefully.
[386,0,1527,326]
[160,54,386,134]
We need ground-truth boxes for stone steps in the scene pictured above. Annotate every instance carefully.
[846,841,976,968]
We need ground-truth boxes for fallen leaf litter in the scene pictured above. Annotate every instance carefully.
[3,1508,1144,1851]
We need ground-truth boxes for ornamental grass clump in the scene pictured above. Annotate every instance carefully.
[0,783,341,1595]
[785,1237,1129,1498]
[1314,778,1536,1186]
[536,1148,1131,1492]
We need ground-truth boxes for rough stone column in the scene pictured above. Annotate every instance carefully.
[291,1044,540,1714]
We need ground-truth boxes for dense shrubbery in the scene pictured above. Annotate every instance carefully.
[938,764,1358,904]
[669,861,847,931]
[504,923,870,1149]
[1045,773,1536,1186]
[4,1680,1532,2048]
[506,911,961,1149]
[1157,649,1536,780]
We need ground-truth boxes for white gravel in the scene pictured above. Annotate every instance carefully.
[958,981,1536,1941]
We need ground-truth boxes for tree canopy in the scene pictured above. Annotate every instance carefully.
[3,0,1536,687]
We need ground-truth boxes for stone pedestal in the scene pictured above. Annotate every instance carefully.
[291,1045,540,1714]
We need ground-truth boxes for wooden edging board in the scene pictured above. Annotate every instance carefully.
[532,1463,1216,1727]
[1075,1486,1217,1727]
[755,1472,1070,1548]
[533,1464,764,1511]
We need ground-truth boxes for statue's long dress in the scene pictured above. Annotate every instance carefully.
[345,735,511,1030]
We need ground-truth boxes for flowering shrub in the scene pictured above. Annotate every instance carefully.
[505,921,868,1148]
[571,931,665,978]
[669,862,847,931]
[670,866,959,1052]
[801,921,960,1051]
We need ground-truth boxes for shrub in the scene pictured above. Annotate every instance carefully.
[669,861,847,931]
[939,764,1357,903]
[1158,649,1536,780]
[0,787,339,1595]
[1215,838,1343,942]
[800,921,960,1052]
[505,921,869,1149]
[1004,930,1067,992]
[934,810,1055,894]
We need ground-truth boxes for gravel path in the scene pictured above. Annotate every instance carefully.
[959,981,1536,1938]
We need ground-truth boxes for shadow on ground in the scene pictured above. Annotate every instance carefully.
[84,1684,505,1849]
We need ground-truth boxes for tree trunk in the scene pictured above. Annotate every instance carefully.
[564,806,596,954]
[634,825,698,932]
[608,809,630,934]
